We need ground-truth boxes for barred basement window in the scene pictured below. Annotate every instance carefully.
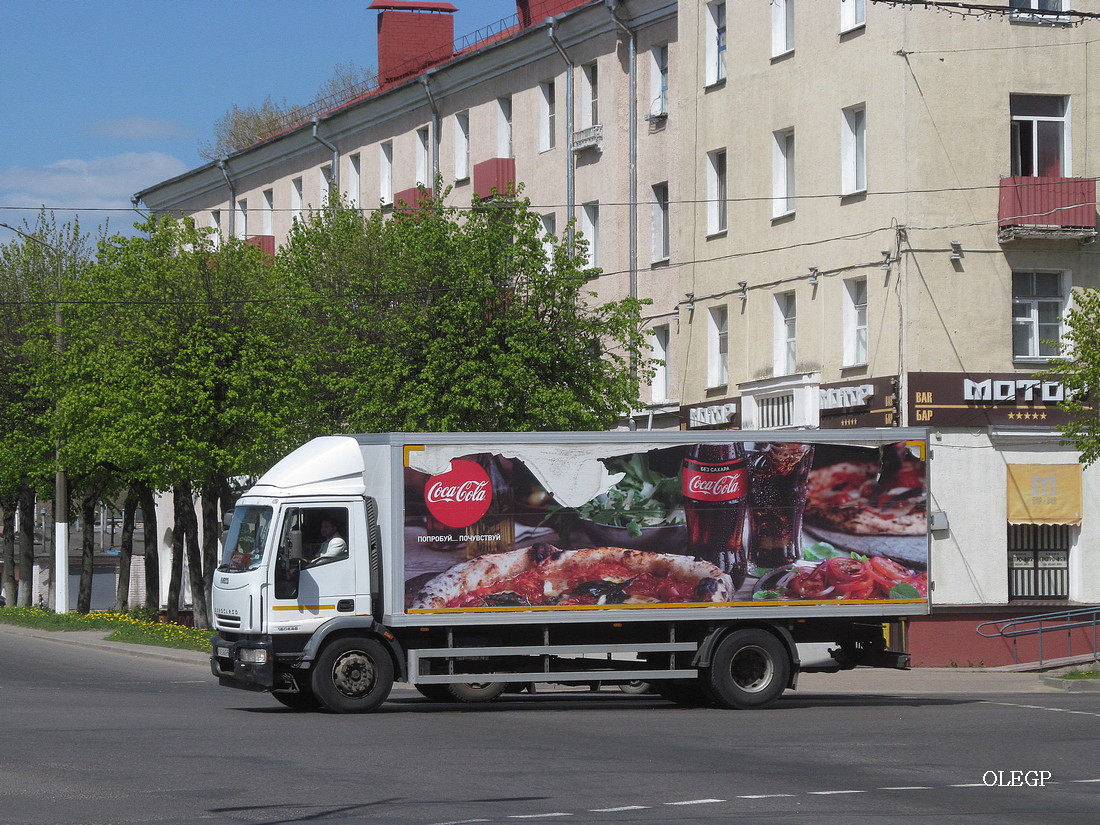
[1007,523,1070,600]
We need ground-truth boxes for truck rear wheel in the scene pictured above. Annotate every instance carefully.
[704,629,790,709]
[446,682,507,703]
[311,637,394,713]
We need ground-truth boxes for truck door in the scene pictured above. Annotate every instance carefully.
[270,503,359,633]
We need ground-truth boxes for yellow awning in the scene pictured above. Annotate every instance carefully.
[1006,464,1082,526]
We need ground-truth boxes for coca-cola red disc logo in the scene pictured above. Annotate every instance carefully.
[424,460,492,528]
[682,459,747,502]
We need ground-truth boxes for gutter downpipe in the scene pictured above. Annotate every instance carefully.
[420,73,441,187]
[606,0,637,304]
[547,17,576,245]
[216,159,235,238]
[311,118,340,202]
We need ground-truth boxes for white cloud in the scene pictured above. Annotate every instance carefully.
[88,116,191,141]
[0,152,190,234]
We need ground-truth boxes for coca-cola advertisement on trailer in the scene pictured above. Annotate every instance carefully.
[402,441,928,612]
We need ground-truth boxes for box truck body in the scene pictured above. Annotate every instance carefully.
[211,429,930,711]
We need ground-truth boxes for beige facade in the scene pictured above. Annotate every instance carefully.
[137,0,1100,628]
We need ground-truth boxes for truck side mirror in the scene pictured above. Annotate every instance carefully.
[221,509,234,530]
[289,529,303,560]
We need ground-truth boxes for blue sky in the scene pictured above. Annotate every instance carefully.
[0,0,515,239]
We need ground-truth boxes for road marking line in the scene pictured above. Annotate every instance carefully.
[737,794,797,799]
[981,701,1100,718]
[663,799,725,805]
[589,806,650,812]
[507,814,573,819]
[879,786,933,791]
[808,790,867,795]
[1072,778,1100,783]
[429,820,492,825]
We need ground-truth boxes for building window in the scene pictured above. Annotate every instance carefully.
[380,142,393,205]
[455,111,470,181]
[235,198,247,239]
[320,164,333,204]
[650,44,669,117]
[1008,524,1070,600]
[1012,271,1065,360]
[705,2,727,86]
[415,127,430,186]
[210,209,222,246]
[497,96,513,159]
[347,154,361,209]
[707,305,729,388]
[843,277,868,367]
[291,177,303,221]
[581,62,599,129]
[1009,0,1066,23]
[581,201,600,268]
[540,81,556,151]
[262,189,274,235]
[774,291,796,376]
[1011,94,1068,177]
[840,0,866,31]
[842,104,867,194]
[771,0,794,57]
[541,213,557,266]
[652,182,670,262]
[772,128,795,218]
[650,324,670,403]
[707,149,728,235]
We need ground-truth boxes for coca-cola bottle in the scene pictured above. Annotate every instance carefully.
[682,442,749,589]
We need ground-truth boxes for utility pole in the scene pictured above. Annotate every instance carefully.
[0,222,69,613]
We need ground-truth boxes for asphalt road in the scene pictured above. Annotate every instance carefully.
[1,625,1097,825]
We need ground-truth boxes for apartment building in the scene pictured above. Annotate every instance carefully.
[136,0,1100,665]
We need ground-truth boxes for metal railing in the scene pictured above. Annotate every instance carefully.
[976,606,1100,667]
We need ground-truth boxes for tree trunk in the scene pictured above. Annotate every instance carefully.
[199,479,225,630]
[1,500,16,607]
[181,484,207,628]
[138,483,159,612]
[77,492,98,614]
[114,488,139,612]
[166,485,186,624]
[16,480,35,607]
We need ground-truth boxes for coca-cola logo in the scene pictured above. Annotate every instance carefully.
[682,461,747,502]
[424,460,492,528]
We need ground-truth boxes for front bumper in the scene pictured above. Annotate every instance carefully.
[211,635,275,691]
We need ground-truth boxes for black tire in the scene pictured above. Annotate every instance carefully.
[272,688,321,711]
[311,636,394,713]
[618,680,654,695]
[414,683,453,702]
[446,682,507,703]
[704,629,790,709]
[655,679,712,706]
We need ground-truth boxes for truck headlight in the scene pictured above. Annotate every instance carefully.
[238,648,268,665]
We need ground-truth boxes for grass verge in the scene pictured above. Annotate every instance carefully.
[1059,669,1100,680]
[0,606,212,652]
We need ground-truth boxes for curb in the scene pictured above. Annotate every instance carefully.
[1040,673,1100,692]
[2,624,209,666]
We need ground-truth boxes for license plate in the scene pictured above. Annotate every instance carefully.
[217,646,231,658]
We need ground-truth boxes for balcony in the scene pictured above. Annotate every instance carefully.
[393,186,434,213]
[473,157,516,201]
[998,176,1097,243]
[571,124,603,153]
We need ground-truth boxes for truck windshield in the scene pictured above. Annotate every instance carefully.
[221,505,274,572]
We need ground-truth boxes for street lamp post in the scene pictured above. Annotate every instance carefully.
[0,222,69,614]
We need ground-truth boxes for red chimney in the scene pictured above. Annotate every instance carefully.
[369,1,458,85]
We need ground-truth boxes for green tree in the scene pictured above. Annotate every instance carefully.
[1043,287,1100,466]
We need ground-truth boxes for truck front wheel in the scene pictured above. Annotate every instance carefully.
[311,637,394,713]
[704,629,790,709]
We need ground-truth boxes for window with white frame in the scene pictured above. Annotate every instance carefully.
[652,182,670,262]
[415,127,430,186]
[842,104,867,194]
[1009,0,1067,23]
[771,0,794,57]
[772,128,795,217]
[1011,94,1068,177]
[210,209,222,246]
[455,111,471,180]
[843,277,868,367]
[1012,271,1066,360]
[541,213,557,266]
[291,177,303,221]
[539,81,556,151]
[705,2,727,86]
[740,373,820,429]
[262,189,274,235]
[497,96,513,158]
[581,62,599,129]
[235,198,247,239]
[320,164,333,204]
[581,202,600,268]
[840,0,866,31]
[347,154,361,209]
[708,305,729,388]
[774,291,797,375]
[650,324,671,402]
[650,44,669,117]
[707,149,728,235]
[380,141,393,204]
